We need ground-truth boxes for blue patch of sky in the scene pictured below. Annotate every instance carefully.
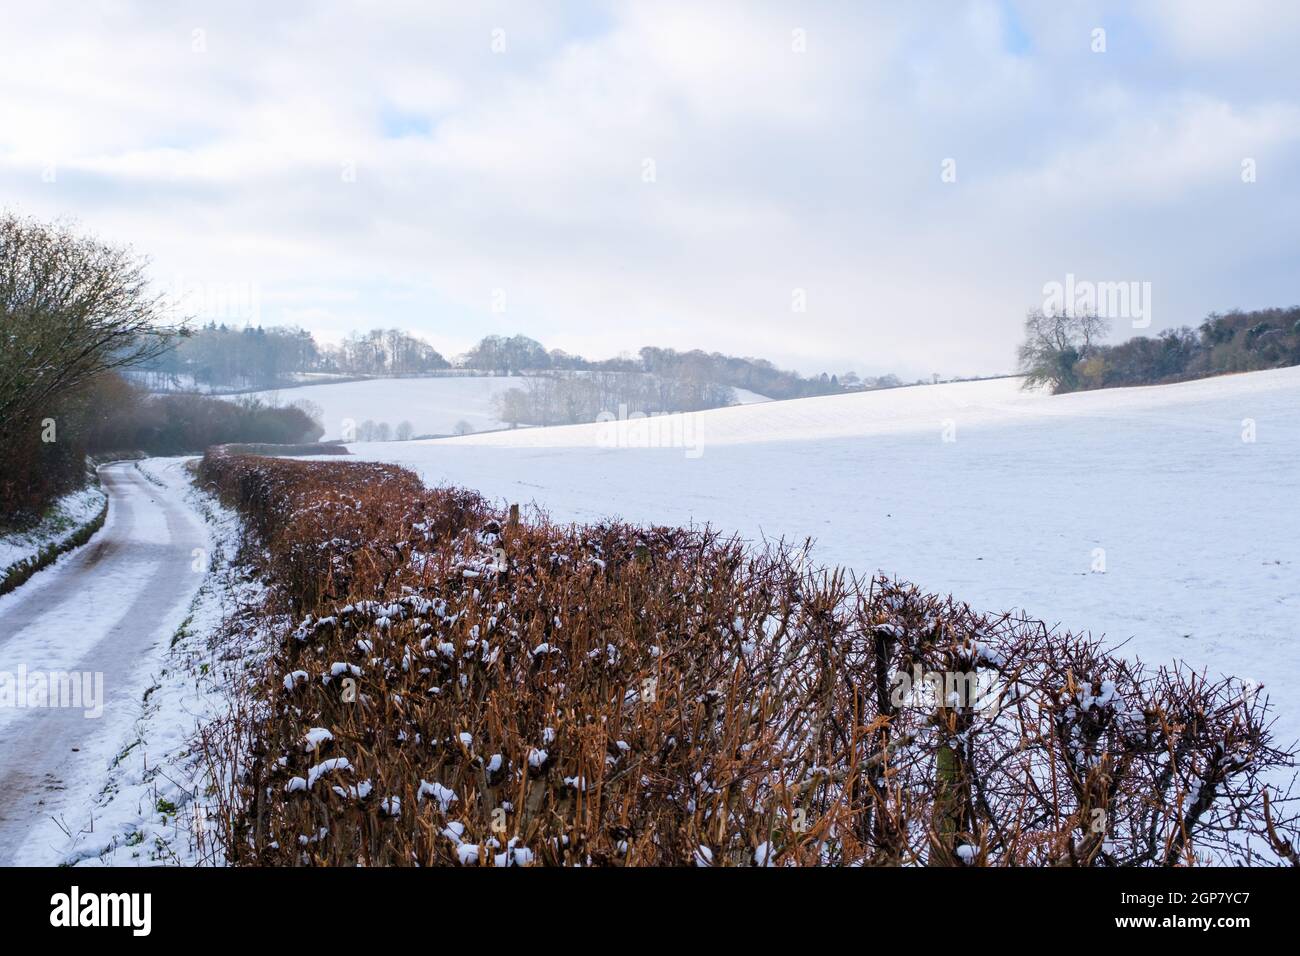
[380,107,434,139]
[556,1,616,44]
[1000,0,1032,55]
[1094,10,1158,59]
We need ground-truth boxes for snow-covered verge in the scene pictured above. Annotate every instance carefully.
[0,481,108,597]
[13,465,270,866]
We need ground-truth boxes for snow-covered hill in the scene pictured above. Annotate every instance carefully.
[245,376,525,439]
[345,366,1300,752]
[245,376,772,441]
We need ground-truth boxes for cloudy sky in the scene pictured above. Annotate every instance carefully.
[2,1,1297,378]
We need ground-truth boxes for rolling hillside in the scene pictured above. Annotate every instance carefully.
[343,366,1300,753]
[247,376,772,440]
[245,376,525,439]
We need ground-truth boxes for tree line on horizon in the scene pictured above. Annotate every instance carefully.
[133,325,890,401]
[1018,304,1300,394]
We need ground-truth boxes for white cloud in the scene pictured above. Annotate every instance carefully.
[1,0,1297,377]
[1143,0,1300,58]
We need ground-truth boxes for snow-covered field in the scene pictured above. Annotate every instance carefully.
[345,367,1300,754]
[127,369,363,394]
[729,387,771,405]
[245,375,527,440]
[245,375,772,441]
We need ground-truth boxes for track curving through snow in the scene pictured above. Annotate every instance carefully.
[0,459,207,865]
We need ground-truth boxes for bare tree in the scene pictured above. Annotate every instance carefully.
[289,399,324,430]
[493,389,528,428]
[1016,308,1108,393]
[0,213,181,431]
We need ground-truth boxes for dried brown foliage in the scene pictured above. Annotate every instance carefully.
[197,451,1299,866]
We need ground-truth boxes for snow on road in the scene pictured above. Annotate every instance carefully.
[0,459,208,865]
[346,367,1300,754]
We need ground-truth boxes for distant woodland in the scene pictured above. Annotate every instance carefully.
[1018,306,1300,394]
[131,326,902,400]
